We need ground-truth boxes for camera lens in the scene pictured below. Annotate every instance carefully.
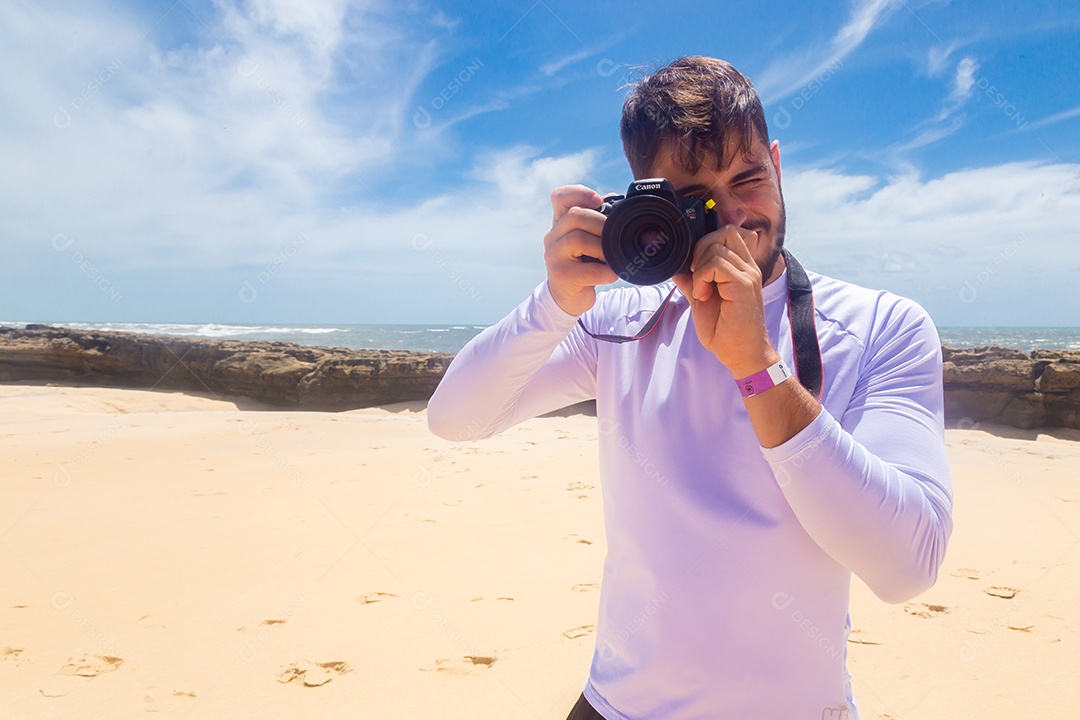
[633,226,669,256]
[601,196,692,285]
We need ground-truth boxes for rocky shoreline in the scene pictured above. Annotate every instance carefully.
[0,325,454,411]
[1,325,1078,429]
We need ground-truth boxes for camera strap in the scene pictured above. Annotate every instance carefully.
[783,250,823,400]
[575,249,823,399]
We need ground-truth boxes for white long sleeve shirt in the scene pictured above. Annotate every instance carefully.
[428,268,953,719]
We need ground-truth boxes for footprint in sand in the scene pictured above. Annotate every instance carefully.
[950,567,982,580]
[136,613,167,631]
[422,655,497,674]
[470,597,514,602]
[903,603,951,619]
[985,586,1021,599]
[276,660,352,687]
[41,654,125,696]
[571,583,600,592]
[562,625,595,639]
[566,481,594,492]
[356,592,399,604]
[1,646,26,666]
[60,654,124,677]
[1007,624,1035,633]
[847,629,883,645]
[143,686,197,712]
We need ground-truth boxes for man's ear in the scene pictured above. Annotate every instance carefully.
[769,140,782,186]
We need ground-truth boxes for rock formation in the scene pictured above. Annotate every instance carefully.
[942,345,1080,430]
[1,326,1078,429]
[0,325,453,411]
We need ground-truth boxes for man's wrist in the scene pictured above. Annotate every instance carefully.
[736,359,793,397]
[726,350,782,382]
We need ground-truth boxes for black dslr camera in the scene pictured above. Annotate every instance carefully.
[598,178,719,285]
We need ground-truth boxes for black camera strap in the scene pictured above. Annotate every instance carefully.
[576,249,823,399]
[782,250,823,400]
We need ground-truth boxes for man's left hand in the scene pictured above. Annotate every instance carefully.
[672,225,780,379]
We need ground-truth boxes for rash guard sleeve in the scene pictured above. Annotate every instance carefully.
[761,297,953,604]
[427,282,599,441]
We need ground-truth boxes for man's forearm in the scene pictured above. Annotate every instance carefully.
[742,371,823,449]
[427,282,594,441]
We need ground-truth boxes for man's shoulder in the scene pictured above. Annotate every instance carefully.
[806,269,939,350]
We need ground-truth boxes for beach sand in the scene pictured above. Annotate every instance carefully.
[1,383,1077,719]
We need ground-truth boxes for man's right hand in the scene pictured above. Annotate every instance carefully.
[543,185,619,316]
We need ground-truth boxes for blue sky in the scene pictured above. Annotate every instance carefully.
[2,0,1078,326]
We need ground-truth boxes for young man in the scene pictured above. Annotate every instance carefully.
[428,56,952,719]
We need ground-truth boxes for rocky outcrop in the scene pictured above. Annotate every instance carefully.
[2,327,1079,429]
[0,325,453,411]
[942,346,1080,429]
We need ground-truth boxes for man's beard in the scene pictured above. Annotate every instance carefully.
[751,189,786,285]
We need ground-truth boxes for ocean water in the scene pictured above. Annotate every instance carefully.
[936,327,1080,353]
[2,321,1078,355]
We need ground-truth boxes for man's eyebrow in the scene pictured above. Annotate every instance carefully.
[730,164,771,184]
[675,164,771,195]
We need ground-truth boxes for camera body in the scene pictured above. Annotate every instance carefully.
[599,178,719,286]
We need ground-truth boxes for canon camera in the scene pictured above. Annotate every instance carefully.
[598,178,719,286]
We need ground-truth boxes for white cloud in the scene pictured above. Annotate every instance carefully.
[756,0,901,104]
[926,42,960,77]
[540,46,597,77]
[2,2,1076,328]
[469,146,597,202]
[783,160,1080,325]
[947,56,978,106]
[893,55,978,152]
[0,0,443,262]
[1020,103,1080,132]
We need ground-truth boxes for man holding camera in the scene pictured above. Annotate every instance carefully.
[428,56,952,719]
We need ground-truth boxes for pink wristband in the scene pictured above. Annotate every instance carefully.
[736,360,792,397]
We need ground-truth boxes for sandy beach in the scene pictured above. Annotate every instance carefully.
[1,383,1077,719]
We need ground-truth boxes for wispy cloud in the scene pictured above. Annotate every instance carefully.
[0,0,452,307]
[894,55,978,152]
[756,0,901,104]
[538,34,624,77]
[540,46,597,76]
[1019,103,1080,132]
[945,56,978,108]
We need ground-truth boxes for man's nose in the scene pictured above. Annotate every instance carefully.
[709,190,748,227]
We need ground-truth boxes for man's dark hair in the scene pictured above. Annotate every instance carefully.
[620,56,770,179]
